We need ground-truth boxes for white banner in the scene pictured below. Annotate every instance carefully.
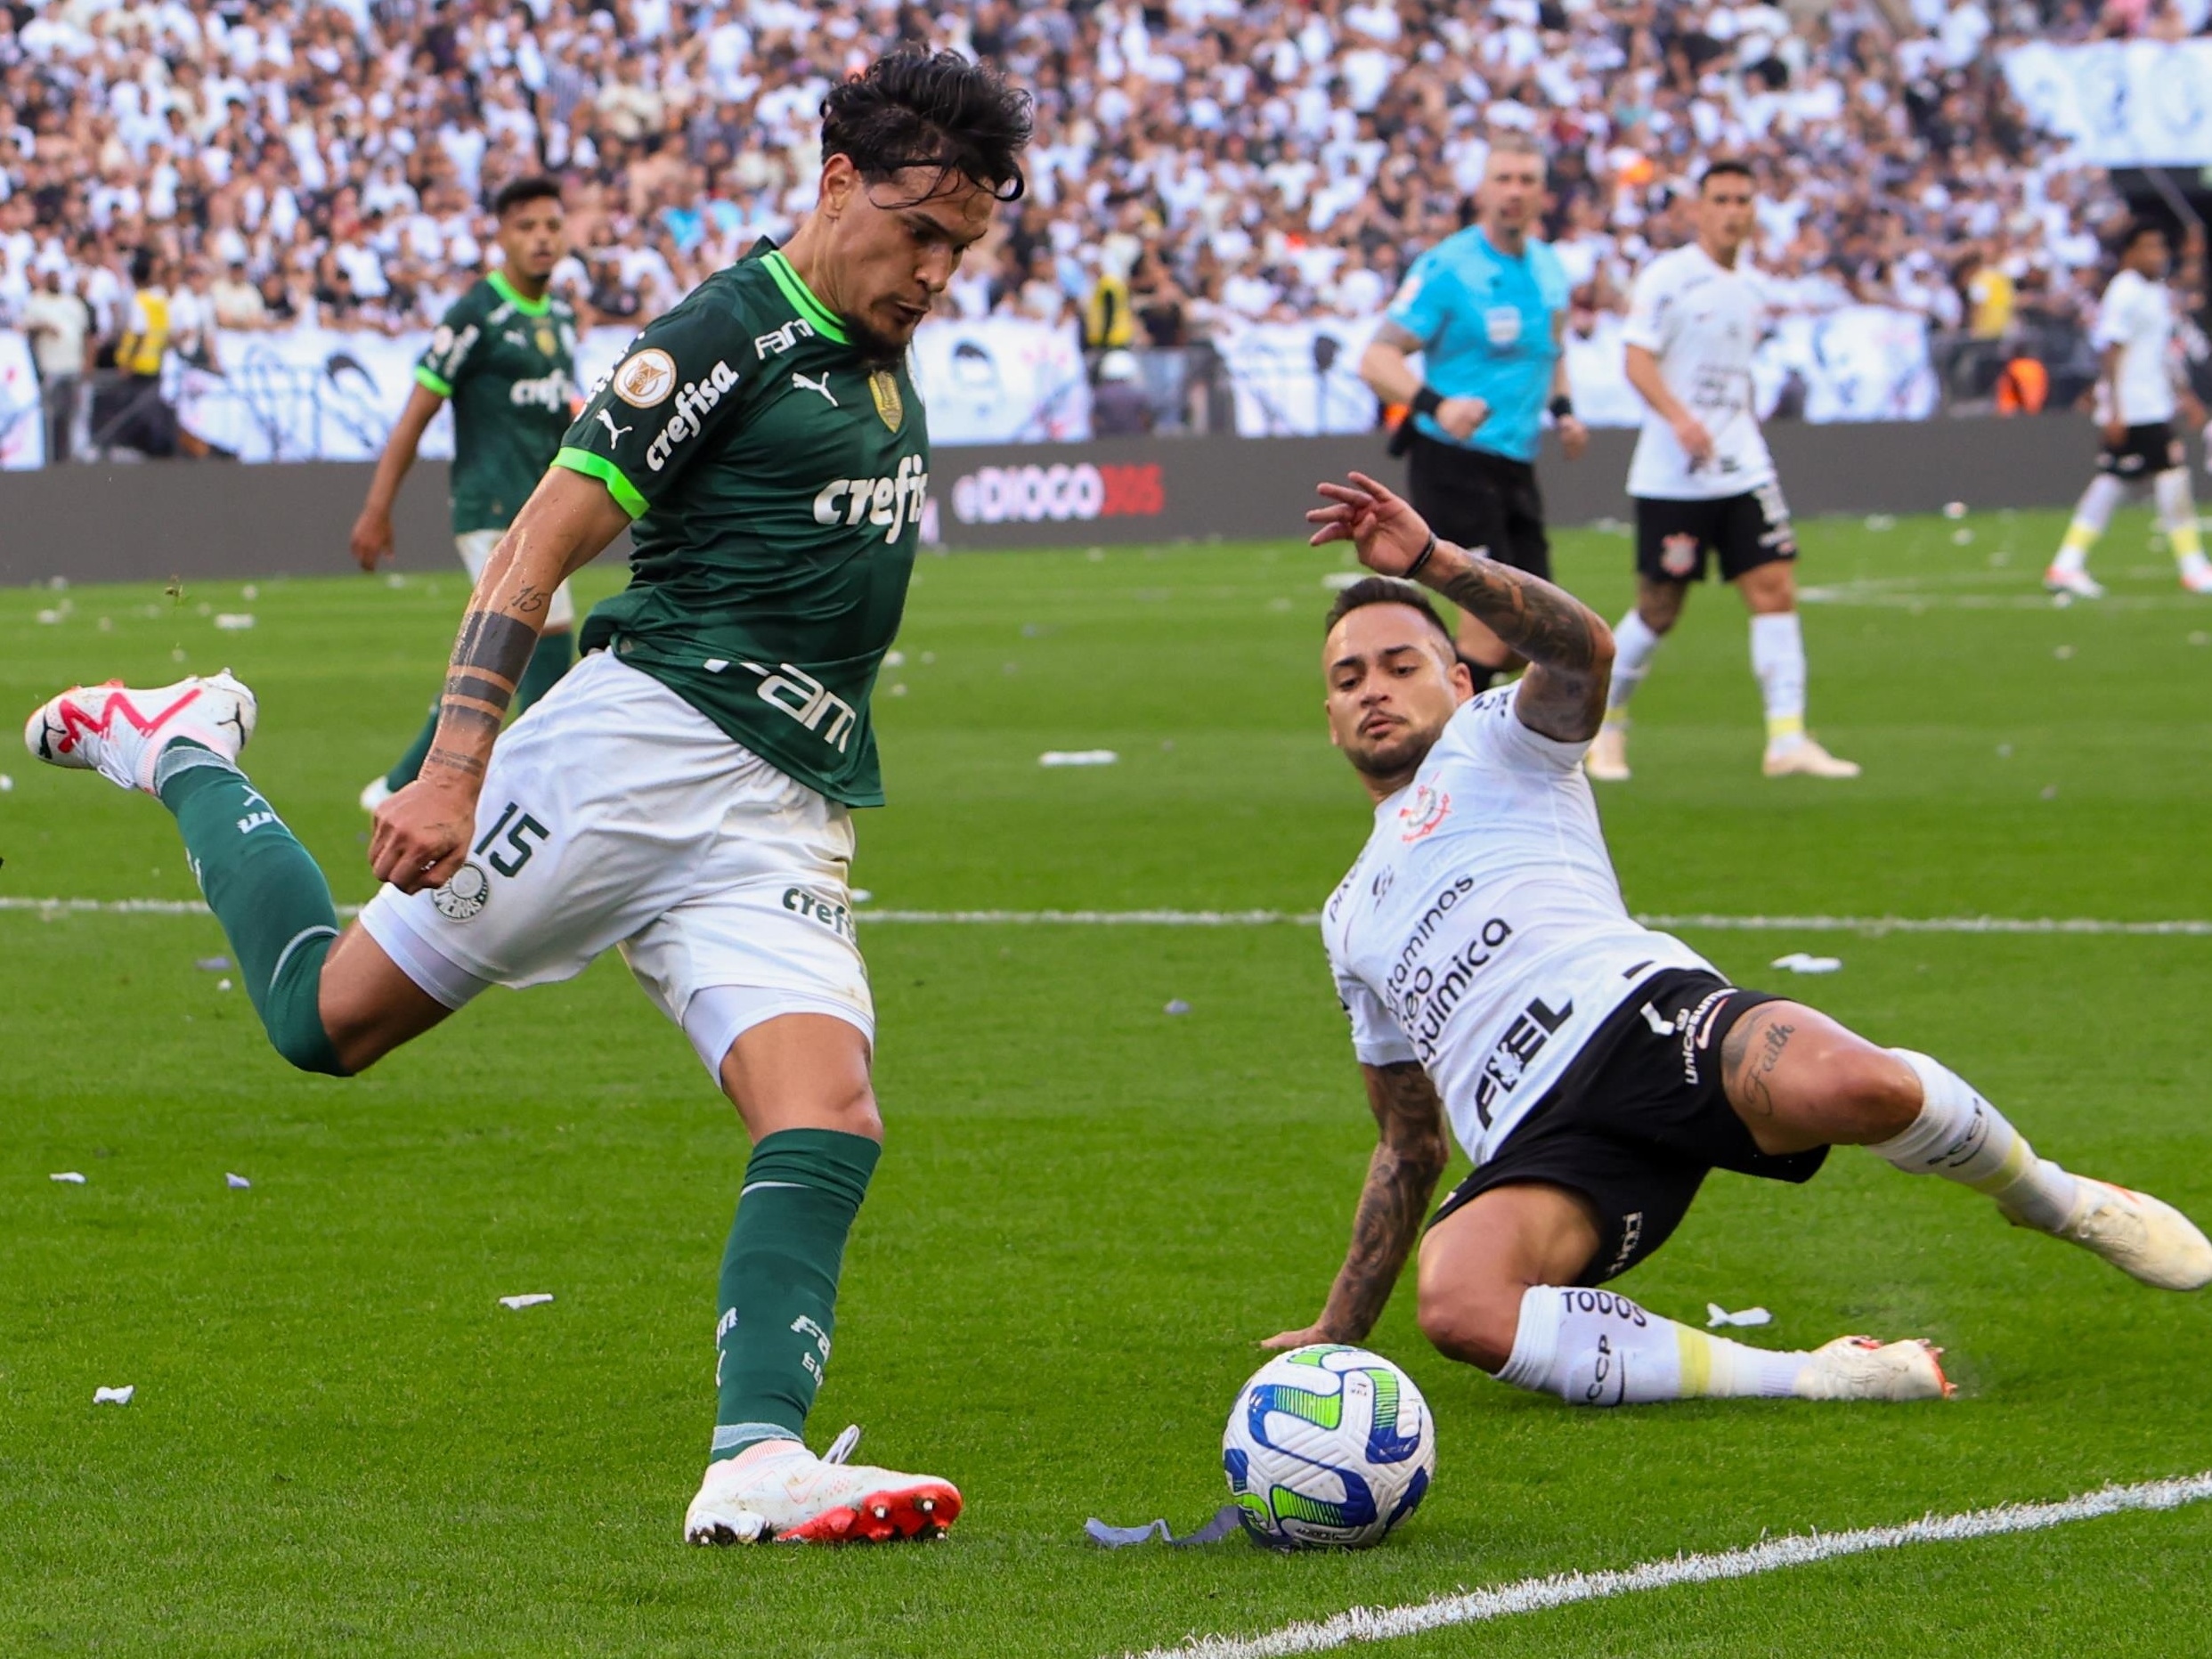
[1227,305,1934,436]
[0,330,45,470]
[906,315,1091,445]
[2003,40,2212,167]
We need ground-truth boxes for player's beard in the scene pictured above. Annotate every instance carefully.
[842,307,915,367]
[1346,719,1443,790]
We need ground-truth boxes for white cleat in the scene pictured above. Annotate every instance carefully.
[2043,565,2104,600]
[1585,724,1631,782]
[24,671,256,794]
[2016,1179,2212,1291]
[1763,736,1860,778]
[359,776,394,813]
[1793,1335,1953,1403]
[682,1426,962,1546]
[2180,556,2212,596]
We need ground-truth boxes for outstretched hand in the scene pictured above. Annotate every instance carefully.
[1305,471,1437,578]
[1259,1322,1344,1352]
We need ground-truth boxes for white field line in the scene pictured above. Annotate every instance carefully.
[4,898,2212,937]
[1123,1471,2212,1659]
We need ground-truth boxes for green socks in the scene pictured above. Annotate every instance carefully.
[156,744,347,1076]
[711,1128,882,1460]
[383,630,571,792]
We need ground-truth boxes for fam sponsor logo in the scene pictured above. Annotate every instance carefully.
[508,371,569,411]
[948,461,1164,525]
[1396,783,1450,843]
[754,318,817,359]
[782,886,857,941]
[743,661,858,752]
[813,453,930,544]
[643,361,739,471]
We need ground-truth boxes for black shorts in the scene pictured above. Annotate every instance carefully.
[1428,969,1828,1285]
[2098,421,2184,478]
[1405,431,1550,579]
[1635,484,1796,584]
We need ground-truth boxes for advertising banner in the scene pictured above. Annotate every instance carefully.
[0,329,46,470]
[2004,40,2212,167]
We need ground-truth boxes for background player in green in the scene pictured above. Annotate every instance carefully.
[25,50,1032,1545]
[347,176,580,814]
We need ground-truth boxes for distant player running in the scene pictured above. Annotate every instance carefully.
[27,51,1031,1545]
[2044,221,2212,601]
[350,176,581,813]
[1265,468,2210,1409]
[1359,131,1588,691]
[1588,160,1856,782]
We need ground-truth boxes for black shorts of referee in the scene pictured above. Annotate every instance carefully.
[1403,428,1552,581]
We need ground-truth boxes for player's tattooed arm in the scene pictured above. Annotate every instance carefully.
[1268,1063,1452,1348]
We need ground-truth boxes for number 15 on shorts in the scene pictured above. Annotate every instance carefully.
[476,801,550,877]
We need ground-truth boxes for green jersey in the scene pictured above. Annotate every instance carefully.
[555,241,927,809]
[416,272,579,535]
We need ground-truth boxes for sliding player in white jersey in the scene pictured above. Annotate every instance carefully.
[1264,468,2211,1411]
[2045,221,2212,600]
[1587,160,1857,783]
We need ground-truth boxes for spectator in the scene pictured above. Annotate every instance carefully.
[1091,348,1153,435]
[20,264,92,463]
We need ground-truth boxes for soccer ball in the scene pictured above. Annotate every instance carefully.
[1222,1344,1435,1549]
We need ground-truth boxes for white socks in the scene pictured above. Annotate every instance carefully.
[1605,608,1664,723]
[1749,611,1807,751]
[1497,1285,1807,1405]
[1870,1049,2080,1231]
[2053,473,2125,573]
[2153,466,2208,573]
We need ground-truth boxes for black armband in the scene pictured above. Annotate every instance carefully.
[1549,394,1575,420]
[1404,532,1438,581]
[1411,385,1445,419]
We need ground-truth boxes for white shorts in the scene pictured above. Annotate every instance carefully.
[357,650,873,1075]
[457,528,574,630]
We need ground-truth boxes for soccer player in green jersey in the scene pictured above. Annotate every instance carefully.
[348,176,581,814]
[25,50,1032,1545]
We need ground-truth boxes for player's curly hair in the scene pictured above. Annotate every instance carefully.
[1323,576,1453,641]
[821,47,1033,205]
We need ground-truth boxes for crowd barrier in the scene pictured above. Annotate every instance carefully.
[0,416,2120,587]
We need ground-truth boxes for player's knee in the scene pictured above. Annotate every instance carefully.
[1829,1045,1923,1143]
[1636,591,1683,633]
[1417,1281,1520,1373]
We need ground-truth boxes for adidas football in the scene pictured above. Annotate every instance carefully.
[1222,1344,1435,1549]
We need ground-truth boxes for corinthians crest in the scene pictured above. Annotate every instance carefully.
[867,368,903,433]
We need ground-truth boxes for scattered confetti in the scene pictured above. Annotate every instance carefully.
[51,1172,87,1184]
[1996,744,2013,758]
[35,609,62,625]
[213,614,256,631]
[241,584,258,600]
[196,956,232,971]
[1864,514,1896,532]
[1706,1304,1773,1329]
[850,889,874,904]
[94,1386,134,1405]
[0,774,12,792]
[1950,529,1973,546]
[2041,785,2060,800]
[226,1173,251,1189]
[889,683,908,696]
[1943,501,1967,519]
[499,1293,556,1310]
[1040,750,1118,767]
[883,649,906,667]
[2054,645,2074,660]
[1769,953,1842,974]
[1164,998,1191,1016]
[216,978,233,991]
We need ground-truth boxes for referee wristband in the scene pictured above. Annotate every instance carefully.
[1549,394,1575,420]
[1411,385,1445,419]
[1404,532,1438,581]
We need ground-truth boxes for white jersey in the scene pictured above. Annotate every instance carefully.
[2091,268,2178,427]
[1622,242,1777,500]
[1321,687,1715,1167]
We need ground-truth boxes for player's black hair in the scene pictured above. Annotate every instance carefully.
[2118,218,2169,255]
[1698,157,1755,190]
[820,47,1034,205]
[492,175,565,217]
[1324,576,1454,643]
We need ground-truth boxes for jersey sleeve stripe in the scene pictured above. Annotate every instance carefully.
[761,250,850,344]
[414,365,453,396]
[553,446,647,518]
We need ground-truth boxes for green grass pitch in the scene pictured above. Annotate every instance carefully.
[4,502,2212,1655]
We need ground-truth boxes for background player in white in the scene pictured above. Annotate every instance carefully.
[1587,160,1857,783]
[1264,468,2210,1410]
[2045,221,2212,600]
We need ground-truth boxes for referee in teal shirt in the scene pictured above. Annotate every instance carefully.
[1360,132,1589,687]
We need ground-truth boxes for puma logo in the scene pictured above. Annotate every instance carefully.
[595,409,632,445]
[793,370,837,406]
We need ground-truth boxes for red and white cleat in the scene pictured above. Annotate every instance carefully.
[1792,1335,1953,1402]
[683,1426,962,1546]
[2022,1179,2212,1291]
[24,672,256,794]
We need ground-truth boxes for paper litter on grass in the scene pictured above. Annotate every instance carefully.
[213,613,256,630]
[51,1172,87,1183]
[1040,750,1118,767]
[226,1173,251,1189]
[94,1386,134,1405]
[1087,1503,1245,1548]
[1164,999,1191,1015]
[1706,1303,1772,1328]
[1769,952,1842,974]
[499,1293,555,1310]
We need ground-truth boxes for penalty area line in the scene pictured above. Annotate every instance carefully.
[1124,1471,2212,1659]
[3,899,2212,936]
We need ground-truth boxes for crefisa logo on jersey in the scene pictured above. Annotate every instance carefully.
[643,362,739,472]
[1397,784,1451,843]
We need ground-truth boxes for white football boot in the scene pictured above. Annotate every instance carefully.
[1584,724,1631,782]
[359,776,394,813]
[2180,555,2212,595]
[2009,1179,2212,1291]
[1762,736,1861,778]
[1792,1336,1952,1402]
[2043,564,2104,600]
[683,1426,961,1546]
[24,671,256,793]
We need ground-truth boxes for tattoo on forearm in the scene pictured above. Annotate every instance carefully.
[1428,557,1609,738]
[428,605,541,766]
[422,745,486,779]
[1320,1065,1451,1339]
[511,583,550,615]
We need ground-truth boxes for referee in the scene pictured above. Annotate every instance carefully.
[1358,133,1587,687]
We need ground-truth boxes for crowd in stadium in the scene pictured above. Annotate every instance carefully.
[0,0,2192,400]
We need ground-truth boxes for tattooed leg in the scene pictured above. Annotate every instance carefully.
[1719,1000,1921,1154]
